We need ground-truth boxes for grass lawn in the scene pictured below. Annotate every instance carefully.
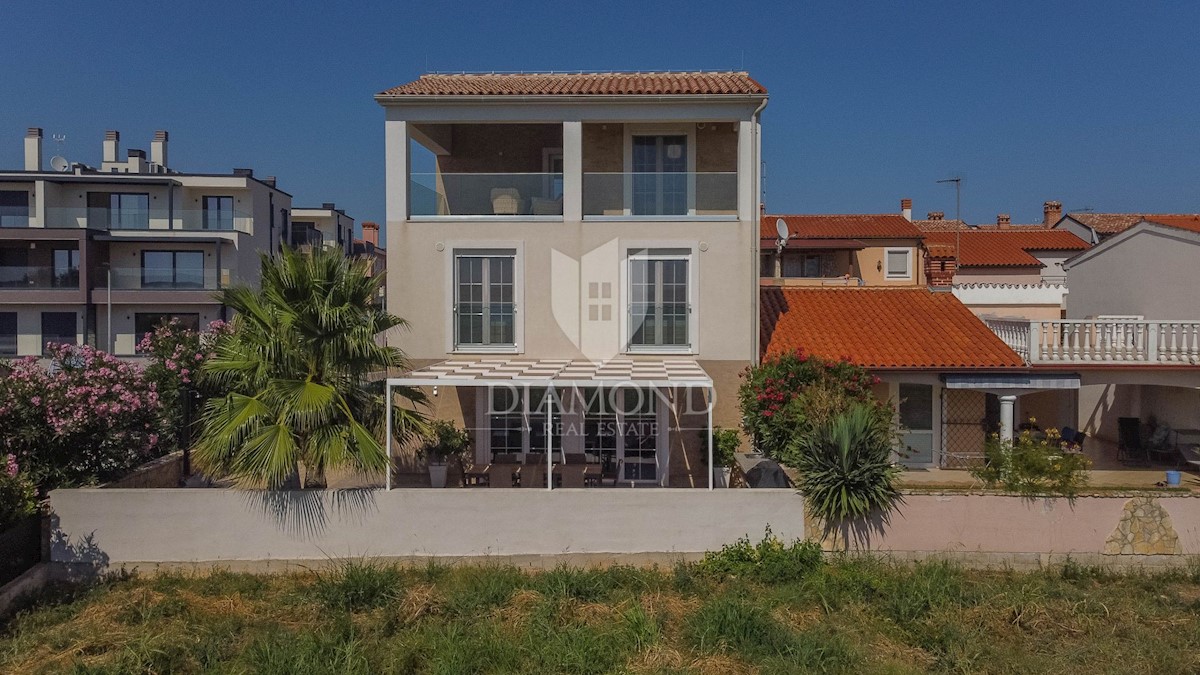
[2,552,1200,674]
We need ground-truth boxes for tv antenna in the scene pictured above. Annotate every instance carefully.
[937,176,964,273]
[49,134,70,172]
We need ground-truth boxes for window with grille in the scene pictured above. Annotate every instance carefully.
[629,252,690,349]
[454,250,516,348]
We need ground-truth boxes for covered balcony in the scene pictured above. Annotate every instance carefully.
[404,122,740,220]
[985,318,1200,365]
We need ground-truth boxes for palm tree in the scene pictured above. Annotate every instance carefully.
[792,402,903,548]
[194,246,427,489]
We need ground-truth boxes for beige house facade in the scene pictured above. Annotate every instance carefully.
[378,72,767,487]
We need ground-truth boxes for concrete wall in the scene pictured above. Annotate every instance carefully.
[48,488,807,566]
[48,489,1200,569]
[1067,227,1200,319]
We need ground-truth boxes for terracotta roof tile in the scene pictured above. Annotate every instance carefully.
[913,219,972,232]
[1066,212,1200,234]
[923,230,1089,267]
[1144,215,1200,234]
[760,287,1025,370]
[763,214,923,240]
[379,72,767,97]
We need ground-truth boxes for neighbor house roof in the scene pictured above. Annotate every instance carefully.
[763,214,923,241]
[378,71,767,97]
[923,230,1089,267]
[760,287,1025,369]
[1065,212,1200,235]
[913,218,972,232]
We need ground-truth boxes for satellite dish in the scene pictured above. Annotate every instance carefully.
[775,218,789,241]
[50,156,70,172]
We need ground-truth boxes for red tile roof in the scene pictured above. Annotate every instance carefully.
[379,72,767,97]
[923,230,1089,267]
[1145,215,1200,234]
[913,218,972,232]
[1066,212,1200,234]
[760,287,1025,370]
[763,214,923,240]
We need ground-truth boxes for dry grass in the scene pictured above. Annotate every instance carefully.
[3,558,1200,674]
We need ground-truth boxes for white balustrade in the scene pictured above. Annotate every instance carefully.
[984,318,1200,365]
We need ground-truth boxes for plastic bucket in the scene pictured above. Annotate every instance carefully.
[1166,470,1182,486]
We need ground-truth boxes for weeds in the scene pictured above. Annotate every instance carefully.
[697,526,823,582]
[307,558,404,611]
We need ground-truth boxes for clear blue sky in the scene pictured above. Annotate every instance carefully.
[2,0,1197,241]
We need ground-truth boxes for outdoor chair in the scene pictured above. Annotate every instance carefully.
[490,188,521,215]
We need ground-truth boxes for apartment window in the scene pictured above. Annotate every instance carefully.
[899,383,934,465]
[632,135,688,216]
[141,250,204,289]
[782,252,834,278]
[202,196,234,230]
[454,250,515,349]
[52,249,79,288]
[41,312,76,353]
[629,251,690,349]
[88,192,149,229]
[0,312,16,355]
[487,387,560,462]
[0,247,27,288]
[885,248,912,279]
[135,313,200,347]
[0,191,29,228]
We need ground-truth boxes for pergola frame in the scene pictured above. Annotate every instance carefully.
[384,358,716,490]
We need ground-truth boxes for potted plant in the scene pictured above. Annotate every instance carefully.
[419,420,471,488]
[702,427,740,487]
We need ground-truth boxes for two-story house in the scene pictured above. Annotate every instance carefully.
[378,71,767,488]
[0,128,291,356]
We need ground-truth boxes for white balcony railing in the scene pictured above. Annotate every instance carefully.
[985,318,1200,365]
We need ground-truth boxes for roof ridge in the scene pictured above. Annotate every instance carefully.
[420,69,753,77]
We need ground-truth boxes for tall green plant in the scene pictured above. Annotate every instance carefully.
[793,403,903,532]
[194,247,427,489]
[972,429,1090,497]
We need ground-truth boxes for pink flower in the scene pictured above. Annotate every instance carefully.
[5,454,17,478]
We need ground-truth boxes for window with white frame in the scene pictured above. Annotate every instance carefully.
[885,248,912,279]
[486,387,560,461]
[628,249,690,350]
[632,135,688,216]
[453,250,516,349]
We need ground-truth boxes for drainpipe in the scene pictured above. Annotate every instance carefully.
[749,97,768,367]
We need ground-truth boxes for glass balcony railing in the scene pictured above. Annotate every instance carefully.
[0,266,80,289]
[0,206,31,228]
[37,207,253,233]
[410,173,564,217]
[99,267,221,291]
[583,172,737,217]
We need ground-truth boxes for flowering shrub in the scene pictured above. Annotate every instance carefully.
[972,427,1091,497]
[0,344,163,490]
[0,454,37,529]
[139,319,233,454]
[738,349,892,467]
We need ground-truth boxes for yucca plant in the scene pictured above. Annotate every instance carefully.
[194,246,427,489]
[792,403,903,545]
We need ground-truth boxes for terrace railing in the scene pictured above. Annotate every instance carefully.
[985,318,1200,365]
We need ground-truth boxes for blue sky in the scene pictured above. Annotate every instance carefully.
[1,1,1197,241]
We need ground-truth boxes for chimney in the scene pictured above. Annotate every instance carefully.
[262,176,277,188]
[900,198,912,221]
[232,167,254,177]
[1043,200,1062,227]
[127,149,145,173]
[362,221,379,247]
[927,211,944,221]
[103,130,119,164]
[24,128,42,171]
[150,130,168,169]
[997,214,1011,229]
[924,246,958,287]
[322,202,336,210]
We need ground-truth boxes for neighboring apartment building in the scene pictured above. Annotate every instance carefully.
[760,201,925,286]
[0,128,291,356]
[378,71,766,487]
[289,203,354,255]
[353,221,386,305]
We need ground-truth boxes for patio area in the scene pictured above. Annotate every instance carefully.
[897,466,1200,492]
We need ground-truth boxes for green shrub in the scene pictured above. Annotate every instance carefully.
[420,419,471,464]
[971,428,1091,497]
[699,426,740,469]
[698,527,822,583]
[738,349,889,466]
[793,403,904,527]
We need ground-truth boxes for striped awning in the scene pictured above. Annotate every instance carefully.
[387,358,712,388]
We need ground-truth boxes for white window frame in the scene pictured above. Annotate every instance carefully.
[622,245,697,355]
[884,247,913,280]
[621,125,697,218]
[443,241,524,354]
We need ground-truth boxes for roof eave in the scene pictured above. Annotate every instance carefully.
[374,93,768,105]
